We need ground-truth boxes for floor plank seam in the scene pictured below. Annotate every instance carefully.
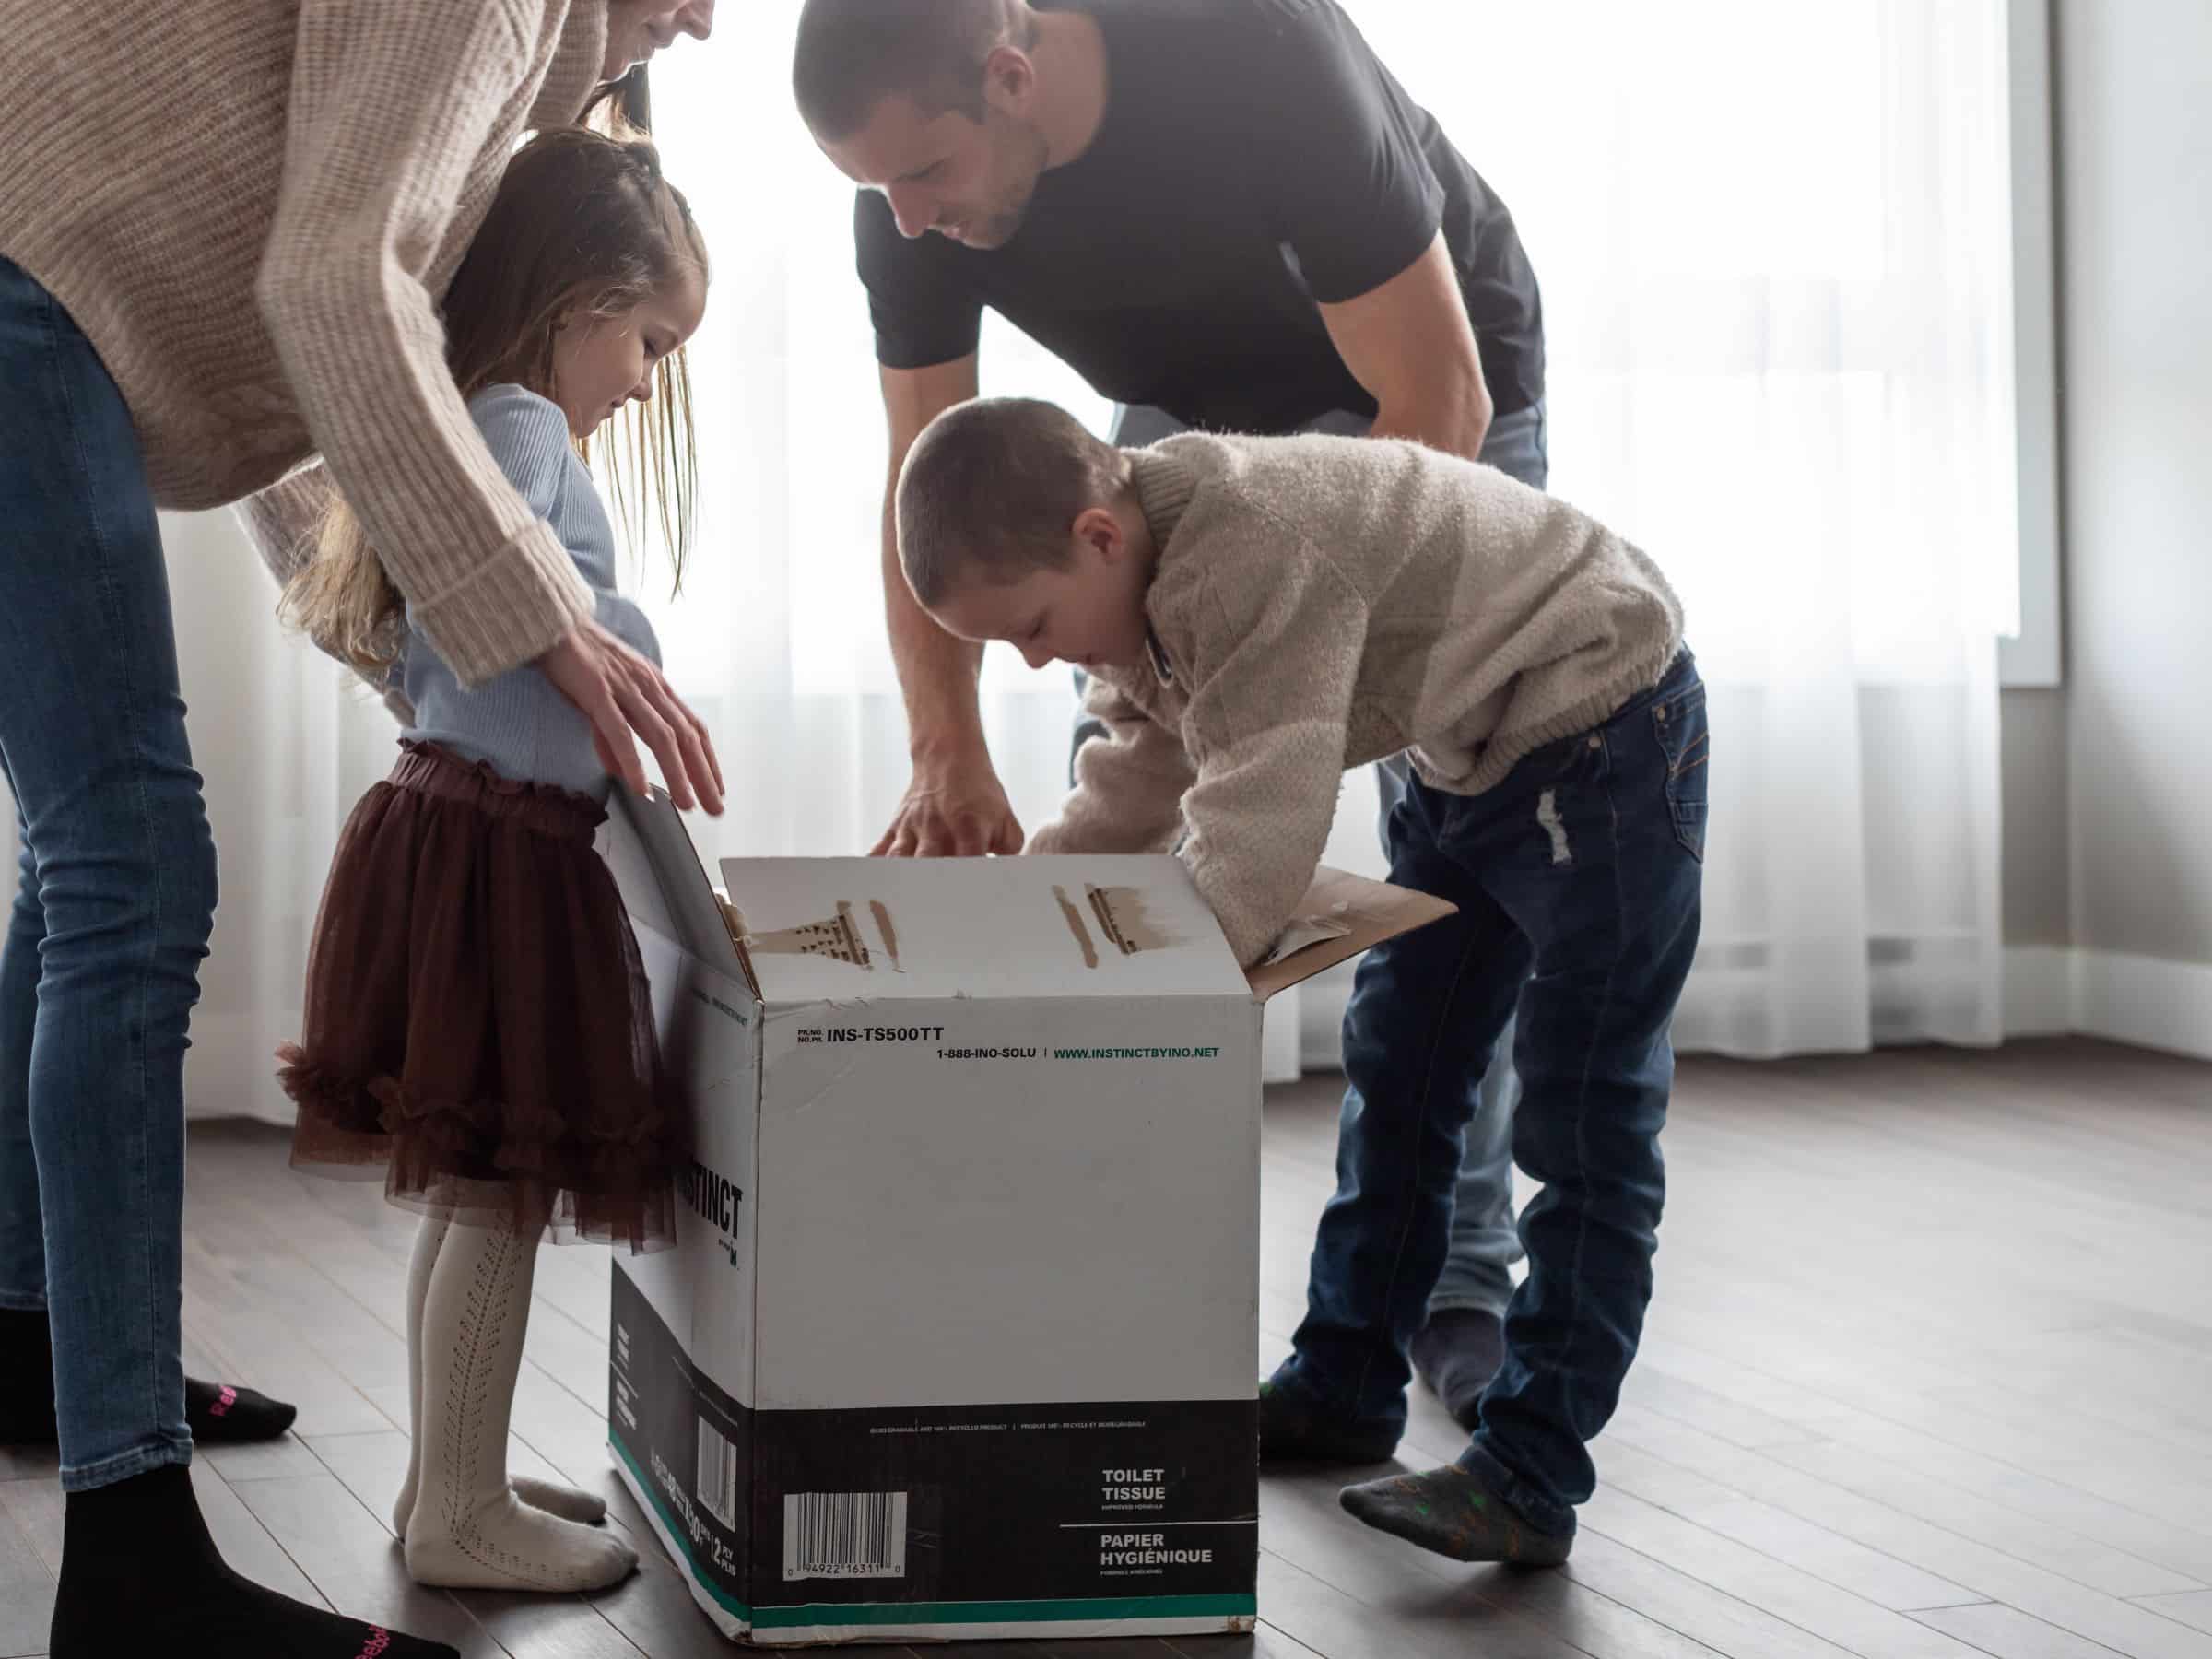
[1618,1380,2212,1601]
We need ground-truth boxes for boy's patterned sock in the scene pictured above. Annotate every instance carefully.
[1339,1461,1574,1565]
[1257,1378,1400,1465]
[1409,1308,1505,1431]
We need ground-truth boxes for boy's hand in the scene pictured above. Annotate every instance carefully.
[874,749,1025,857]
[539,620,724,816]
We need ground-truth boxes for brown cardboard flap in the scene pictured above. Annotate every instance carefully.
[1243,865,1458,1002]
[714,893,764,1003]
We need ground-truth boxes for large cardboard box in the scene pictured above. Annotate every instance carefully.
[599,792,1450,1646]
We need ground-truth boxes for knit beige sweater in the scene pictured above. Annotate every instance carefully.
[1025,433,1687,967]
[0,1,609,686]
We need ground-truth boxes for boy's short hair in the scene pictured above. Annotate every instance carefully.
[898,397,1131,608]
[793,0,1030,140]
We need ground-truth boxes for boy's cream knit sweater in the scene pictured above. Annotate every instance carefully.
[1025,433,1687,967]
[0,1,608,686]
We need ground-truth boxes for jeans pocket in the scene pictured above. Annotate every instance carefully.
[1651,680,1709,862]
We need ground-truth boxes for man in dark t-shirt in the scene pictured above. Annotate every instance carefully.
[849,3,1543,434]
[793,0,1545,1453]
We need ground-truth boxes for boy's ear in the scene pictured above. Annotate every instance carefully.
[1073,504,1124,560]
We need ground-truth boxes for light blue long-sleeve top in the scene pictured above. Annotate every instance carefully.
[399,384,662,802]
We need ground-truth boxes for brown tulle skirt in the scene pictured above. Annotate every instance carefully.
[279,741,683,1253]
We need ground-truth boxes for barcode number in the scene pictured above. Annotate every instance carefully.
[782,1490,909,1581]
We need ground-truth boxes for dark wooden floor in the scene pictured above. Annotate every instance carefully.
[4,1038,2210,1657]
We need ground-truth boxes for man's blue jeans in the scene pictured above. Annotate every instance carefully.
[0,256,212,1489]
[1086,399,1549,1324]
[1275,653,1706,1533]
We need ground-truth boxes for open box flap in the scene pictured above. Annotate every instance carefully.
[602,788,760,999]
[1243,866,1459,1002]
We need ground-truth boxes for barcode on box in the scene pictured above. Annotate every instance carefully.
[782,1491,909,1581]
[695,1416,738,1531]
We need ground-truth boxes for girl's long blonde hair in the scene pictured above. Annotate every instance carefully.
[283,124,711,672]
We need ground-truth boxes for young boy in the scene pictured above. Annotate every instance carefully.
[895,397,1706,1568]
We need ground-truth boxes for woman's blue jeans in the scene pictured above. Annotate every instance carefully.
[0,255,212,1490]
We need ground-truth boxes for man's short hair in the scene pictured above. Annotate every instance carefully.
[897,398,1131,608]
[794,0,1032,140]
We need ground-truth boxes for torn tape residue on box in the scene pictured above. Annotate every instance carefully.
[868,900,902,972]
[745,901,872,968]
[1087,885,1180,956]
[1053,886,1100,969]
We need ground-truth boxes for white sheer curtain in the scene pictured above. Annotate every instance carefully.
[1,0,2017,1125]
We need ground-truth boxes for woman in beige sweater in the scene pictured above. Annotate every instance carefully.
[0,6,715,1655]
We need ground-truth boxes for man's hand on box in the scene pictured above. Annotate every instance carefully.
[874,750,1025,857]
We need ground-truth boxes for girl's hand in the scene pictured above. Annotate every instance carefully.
[538,620,724,816]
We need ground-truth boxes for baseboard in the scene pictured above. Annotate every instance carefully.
[1289,945,2212,1073]
[2004,945,2074,1038]
[2068,947,2212,1062]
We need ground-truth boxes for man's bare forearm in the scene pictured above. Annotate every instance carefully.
[881,470,987,761]
[877,356,988,762]
[1369,373,1492,464]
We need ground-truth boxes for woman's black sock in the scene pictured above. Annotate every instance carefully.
[0,1307,57,1441]
[51,1464,458,1659]
[184,1376,299,1443]
[0,1308,296,1444]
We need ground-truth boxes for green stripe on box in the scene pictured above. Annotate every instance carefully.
[610,1436,1255,1630]
[752,1593,1257,1630]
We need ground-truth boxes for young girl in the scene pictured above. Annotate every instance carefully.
[276,126,710,1595]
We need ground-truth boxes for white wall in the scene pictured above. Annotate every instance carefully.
[2046,0,2212,1053]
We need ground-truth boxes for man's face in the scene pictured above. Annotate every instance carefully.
[928,538,1152,676]
[818,90,1050,250]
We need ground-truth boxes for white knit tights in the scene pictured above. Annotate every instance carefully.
[394,1217,636,1591]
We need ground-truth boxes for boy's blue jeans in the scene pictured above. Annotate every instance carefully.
[0,256,210,1489]
[1273,653,1707,1535]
